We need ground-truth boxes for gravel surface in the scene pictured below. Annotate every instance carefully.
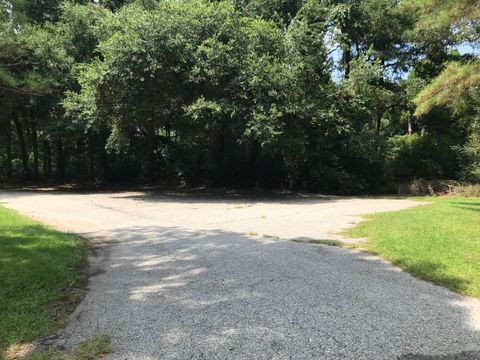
[1,190,479,360]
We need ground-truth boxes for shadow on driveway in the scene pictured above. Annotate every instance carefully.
[59,224,480,359]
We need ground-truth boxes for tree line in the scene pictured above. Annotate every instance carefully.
[1,0,479,193]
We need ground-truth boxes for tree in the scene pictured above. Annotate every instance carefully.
[231,0,304,27]
[0,0,478,190]
[410,0,480,181]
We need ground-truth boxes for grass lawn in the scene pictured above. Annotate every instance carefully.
[346,197,480,298]
[0,205,86,353]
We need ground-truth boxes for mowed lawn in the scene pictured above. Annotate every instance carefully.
[0,205,86,352]
[347,197,480,298]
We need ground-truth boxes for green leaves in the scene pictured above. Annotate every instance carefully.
[414,61,480,116]
[1,0,478,190]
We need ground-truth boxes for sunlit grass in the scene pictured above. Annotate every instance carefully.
[346,197,480,298]
[0,206,86,352]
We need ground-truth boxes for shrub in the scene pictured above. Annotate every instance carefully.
[452,184,480,197]
[385,134,457,181]
[398,179,480,197]
[397,178,459,195]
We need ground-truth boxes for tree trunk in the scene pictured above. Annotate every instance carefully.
[147,121,156,180]
[6,117,12,180]
[340,26,352,78]
[12,111,30,179]
[87,132,95,181]
[214,121,227,185]
[343,45,352,78]
[248,139,261,183]
[30,109,39,179]
[374,114,382,136]
[100,146,107,183]
[55,138,65,180]
[43,139,51,178]
[98,131,108,183]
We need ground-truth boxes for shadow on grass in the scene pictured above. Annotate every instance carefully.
[0,224,86,349]
[450,201,480,213]
[392,258,470,295]
[1,225,80,256]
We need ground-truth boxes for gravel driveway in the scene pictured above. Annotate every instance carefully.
[1,190,480,359]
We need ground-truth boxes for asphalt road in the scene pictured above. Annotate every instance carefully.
[1,190,479,360]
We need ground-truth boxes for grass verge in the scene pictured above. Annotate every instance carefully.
[345,197,480,298]
[306,239,344,247]
[0,205,87,355]
[22,335,112,360]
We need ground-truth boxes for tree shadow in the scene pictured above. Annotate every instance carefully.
[391,258,470,295]
[110,189,341,206]
[450,201,480,213]
[0,187,340,205]
[59,224,480,359]
[0,225,85,348]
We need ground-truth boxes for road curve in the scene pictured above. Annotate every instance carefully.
[1,191,479,360]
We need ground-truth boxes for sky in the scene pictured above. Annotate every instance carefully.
[328,41,479,83]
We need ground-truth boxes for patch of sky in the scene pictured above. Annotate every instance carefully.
[327,39,478,83]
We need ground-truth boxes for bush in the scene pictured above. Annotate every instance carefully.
[398,179,480,197]
[397,179,459,195]
[452,184,480,197]
[385,134,457,181]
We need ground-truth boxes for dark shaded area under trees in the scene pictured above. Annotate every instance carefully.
[1,0,479,194]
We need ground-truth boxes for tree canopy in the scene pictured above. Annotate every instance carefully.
[1,0,479,191]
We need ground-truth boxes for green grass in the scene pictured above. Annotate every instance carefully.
[0,205,87,352]
[23,335,112,360]
[72,335,112,360]
[346,197,480,298]
[307,239,343,247]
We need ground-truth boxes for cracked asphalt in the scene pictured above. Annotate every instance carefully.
[1,190,480,360]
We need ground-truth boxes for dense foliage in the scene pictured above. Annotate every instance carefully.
[1,0,479,193]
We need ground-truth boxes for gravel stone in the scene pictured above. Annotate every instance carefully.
[1,191,479,360]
